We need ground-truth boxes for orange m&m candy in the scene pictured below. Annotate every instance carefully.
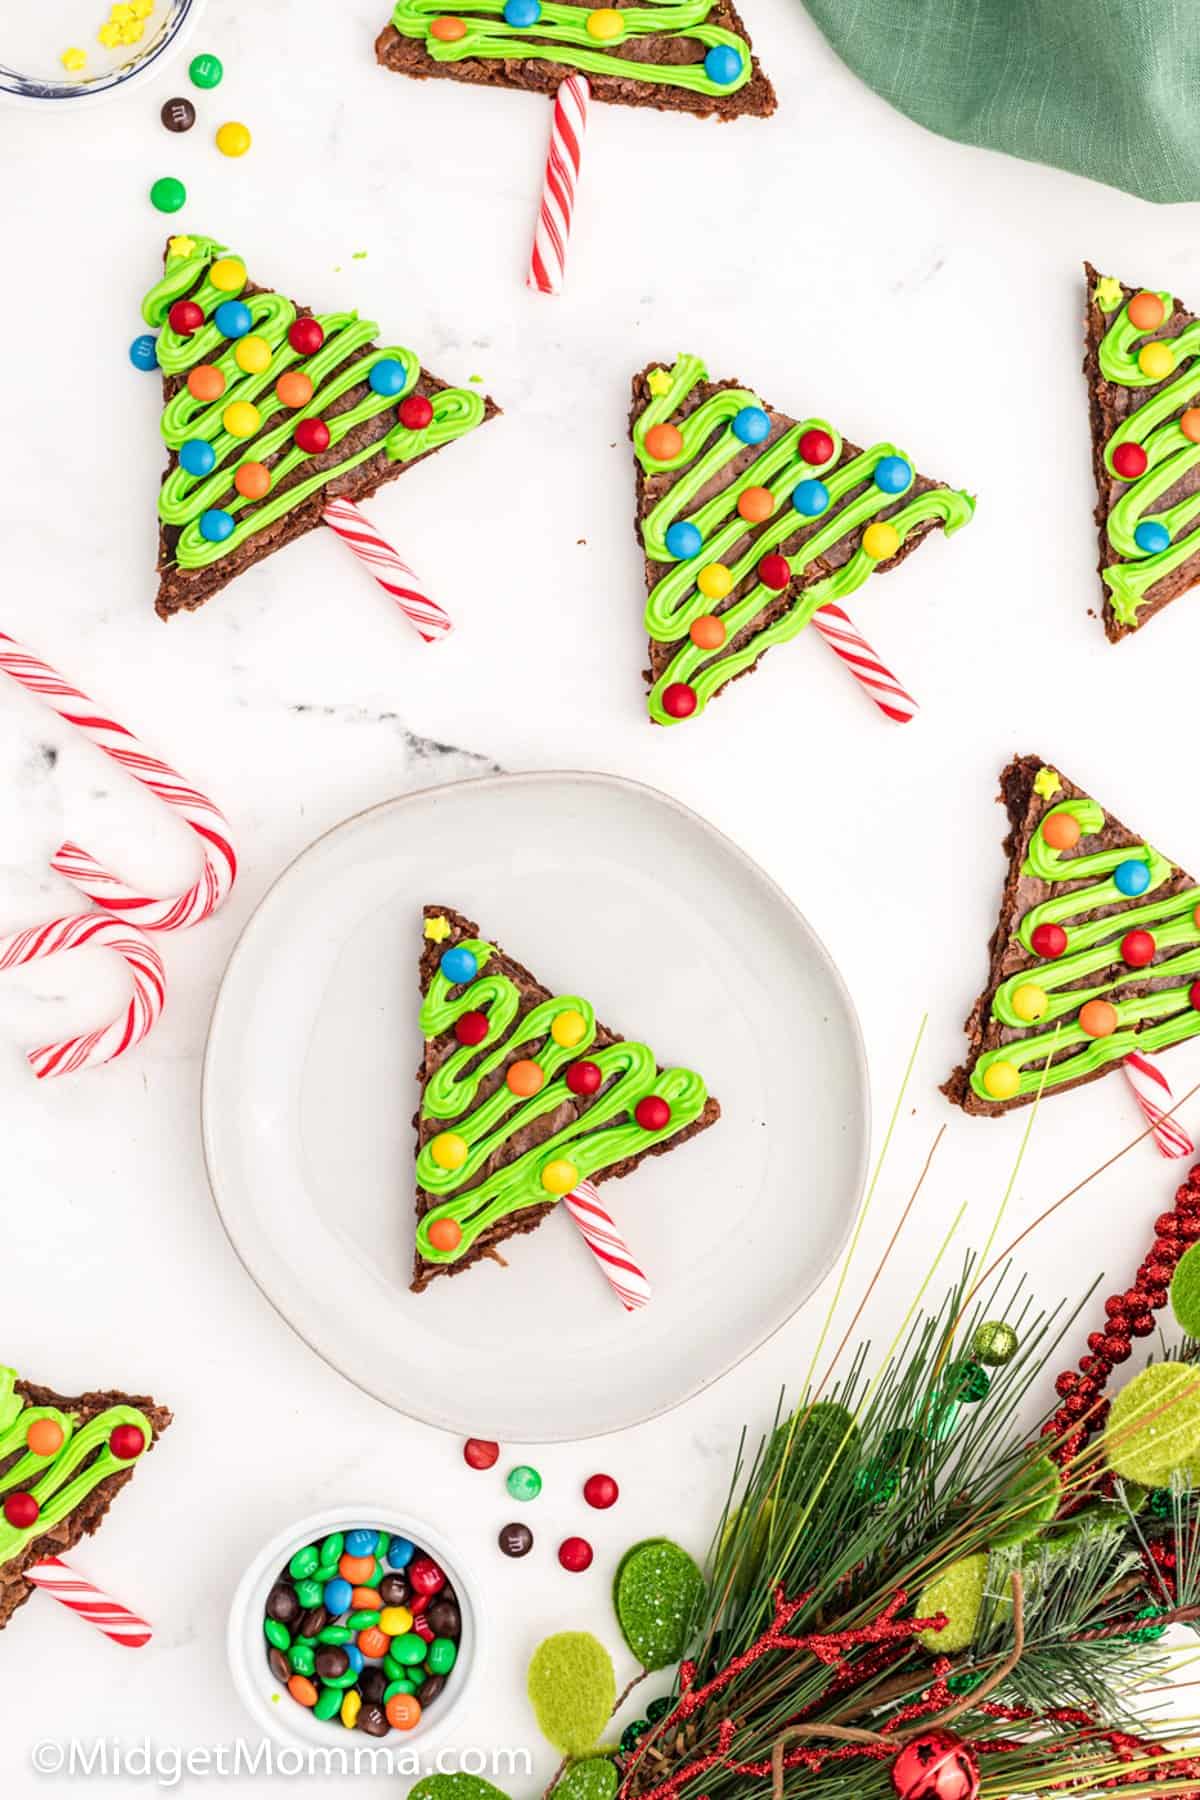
[288,1675,319,1707]
[1128,291,1165,331]
[427,1217,463,1253]
[234,461,270,500]
[506,1059,545,1098]
[1041,811,1081,851]
[386,1693,422,1731]
[1182,409,1200,444]
[276,370,314,410]
[26,1418,64,1456]
[737,486,774,522]
[350,1587,379,1610]
[644,423,683,461]
[1079,999,1118,1038]
[358,1626,390,1658]
[690,614,726,650]
[430,15,467,37]
[339,1553,376,1584]
[187,364,225,402]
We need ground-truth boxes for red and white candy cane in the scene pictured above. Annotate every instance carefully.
[0,633,235,931]
[1123,1049,1195,1158]
[810,603,919,724]
[25,1557,151,1648]
[0,913,165,1080]
[527,75,590,297]
[562,1180,651,1311]
[321,499,454,643]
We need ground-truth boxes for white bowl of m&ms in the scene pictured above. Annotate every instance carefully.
[228,1507,481,1748]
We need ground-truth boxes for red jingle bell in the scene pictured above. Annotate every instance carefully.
[890,1732,981,1800]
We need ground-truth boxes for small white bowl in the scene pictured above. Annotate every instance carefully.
[228,1505,482,1751]
[0,0,205,109]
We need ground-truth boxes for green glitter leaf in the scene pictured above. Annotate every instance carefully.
[410,1779,512,1800]
[989,1455,1061,1548]
[556,1760,619,1800]
[916,1552,988,1651]
[614,1539,705,1671]
[1171,1241,1200,1337]
[1103,1363,1200,1485]
[527,1632,616,1756]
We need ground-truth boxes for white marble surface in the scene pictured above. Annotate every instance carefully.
[4,0,1200,1791]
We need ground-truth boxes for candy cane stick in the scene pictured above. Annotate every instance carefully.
[321,499,453,642]
[810,603,919,724]
[0,633,235,930]
[25,1557,151,1648]
[1123,1049,1194,1158]
[527,76,590,297]
[562,1180,651,1311]
[0,913,165,1079]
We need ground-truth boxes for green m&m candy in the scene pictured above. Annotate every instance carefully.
[189,52,223,89]
[427,1637,457,1675]
[313,1686,342,1720]
[384,1679,418,1700]
[288,1545,319,1580]
[506,1464,542,1502]
[294,1580,322,1608]
[150,176,187,214]
[391,1632,427,1666]
[289,1644,316,1677]
[264,1619,291,1652]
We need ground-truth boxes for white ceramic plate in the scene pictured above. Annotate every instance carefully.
[202,772,869,1440]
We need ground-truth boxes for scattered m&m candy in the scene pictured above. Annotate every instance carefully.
[427,1218,463,1252]
[1114,858,1152,896]
[697,563,733,600]
[499,1521,533,1557]
[216,120,252,157]
[200,509,235,543]
[506,1060,545,1098]
[276,371,314,410]
[188,364,225,401]
[463,1438,499,1470]
[1182,409,1200,444]
[738,486,774,522]
[26,1419,64,1456]
[690,614,726,650]
[558,1537,594,1572]
[665,521,702,560]
[224,400,261,439]
[150,176,187,214]
[551,1009,587,1047]
[1138,341,1174,380]
[583,1472,619,1508]
[586,8,624,37]
[430,1132,469,1172]
[235,335,272,374]
[129,333,158,370]
[430,16,467,39]
[507,1464,542,1502]
[189,52,223,88]
[541,1159,579,1195]
[236,463,271,500]
[1010,983,1048,1023]
[161,97,196,133]
[209,257,246,293]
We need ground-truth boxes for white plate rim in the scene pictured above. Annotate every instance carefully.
[200,768,872,1439]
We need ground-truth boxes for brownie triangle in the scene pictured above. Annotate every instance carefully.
[1084,261,1200,641]
[630,357,975,727]
[0,1367,171,1631]
[412,905,719,1290]
[944,756,1200,1115]
[375,1,775,120]
[143,233,498,619]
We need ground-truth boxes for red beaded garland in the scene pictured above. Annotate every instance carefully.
[566,1060,603,1097]
[1122,929,1156,967]
[1030,922,1068,957]
[3,1491,39,1528]
[1112,442,1149,479]
[798,428,835,467]
[399,394,435,430]
[583,1472,619,1509]
[168,300,204,336]
[295,418,331,454]
[289,317,325,355]
[758,553,790,590]
[635,1095,672,1132]
[109,1424,146,1460]
[463,1437,500,1470]
[558,1536,594,1573]
[662,683,697,720]
[455,1011,489,1047]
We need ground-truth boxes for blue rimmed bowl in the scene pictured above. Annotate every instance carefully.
[0,0,204,107]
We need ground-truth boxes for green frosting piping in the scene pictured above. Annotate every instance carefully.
[390,0,752,97]
[969,796,1200,1101]
[0,1366,153,1565]
[1097,286,1200,626]
[141,235,486,571]
[417,940,708,1262]
[633,357,975,725]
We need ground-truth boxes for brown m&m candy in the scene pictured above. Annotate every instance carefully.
[359,1667,388,1705]
[266,1583,300,1626]
[426,1596,461,1637]
[298,1605,327,1638]
[378,1573,409,1607]
[359,1701,389,1737]
[161,96,196,132]
[419,1673,446,1707]
[314,1645,350,1681]
[499,1521,533,1558]
[268,1646,290,1684]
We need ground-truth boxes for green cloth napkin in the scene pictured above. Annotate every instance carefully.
[801,0,1200,204]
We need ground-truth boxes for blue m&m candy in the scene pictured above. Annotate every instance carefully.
[214,299,252,339]
[345,1529,377,1557]
[792,479,830,517]
[504,0,542,22]
[732,406,770,445]
[1134,520,1170,554]
[1114,858,1152,897]
[440,946,479,985]
[874,455,912,495]
[344,1644,365,1674]
[369,358,407,397]
[324,1577,353,1615]
[179,438,216,478]
[129,333,158,371]
[704,44,742,84]
[199,508,235,542]
[665,521,702,559]
[388,1536,416,1568]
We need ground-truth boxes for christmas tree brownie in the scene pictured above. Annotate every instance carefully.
[0,1363,170,1630]
[631,356,975,726]
[412,906,719,1289]
[944,756,1200,1115]
[375,0,774,119]
[141,233,498,618]
[1085,262,1200,640]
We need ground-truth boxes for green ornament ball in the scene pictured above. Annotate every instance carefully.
[854,1459,898,1503]
[1103,1362,1200,1485]
[1124,1604,1168,1644]
[149,176,186,214]
[916,1552,988,1652]
[1170,1241,1200,1337]
[645,1696,673,1723]
[620,1720,651,1753]
[527,1632,616,1758]
[971,1320,1019,1366]
[945,1668,984,1695]
[945,1359,991,1403]
[507,1464,542,1502]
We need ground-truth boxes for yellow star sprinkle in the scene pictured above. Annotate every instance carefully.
[60,47,87,70]
[1033,767,1062,800]
[166,235,197,261]
[132,0,153,13]
[423,915,452,943]
[98,21,121,45]
[1094,275,1124,313]
[647,369,672,397]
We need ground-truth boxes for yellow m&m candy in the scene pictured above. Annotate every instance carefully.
[862,521,901,560]
[551,1009,588,1048]
[235,334,271,374]
[1138,340,1174,380]
[430,1131,469,1171]
[1010,983,1048,1023]
[223,400,260,439]
[697,563,733,600]
[982,1060,1021,1100]
[215,120,252,158]
[542,1159,580,1195]
[379,1606,413,1636]
[209,257,246,293]
[586,7,624,37]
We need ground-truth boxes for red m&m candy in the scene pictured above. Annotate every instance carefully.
[1031,922,1068,958]
[798,428,835,466]
[408,1556,446,1596]
[558,1536,594,1573]
[294,418,330,454]
[3,1492,39,1528]
[455,1011,489,1047]
[758,553,790,590]
[583,1472,619,1509]
[662,683,697,720]
[635,1095,671,1131]
[109,1425,146,1460]
[168,300,204,336]
[399,394,434,430]
[289,317,325,355]
[1112,442,1148,479]
[566,1061,602,1096]
[1122,930,1156,968]
[463,1438,500,1470]
[1191,982,1200,1011]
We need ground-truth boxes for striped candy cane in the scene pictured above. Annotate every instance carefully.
[1123,1049,1194,1158]
[562,1180,651,1311]
[321,499,453,642]
[810,604,919,724]
[25,1558,151,1648]
[0,913,165,1079]
[0,633,236,931]
[527,76,590,297]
